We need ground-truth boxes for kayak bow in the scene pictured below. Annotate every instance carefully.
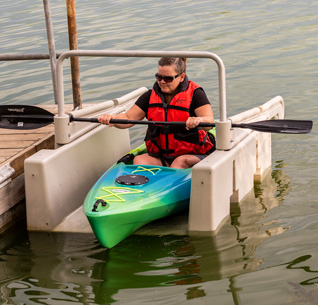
[83,144,192,248]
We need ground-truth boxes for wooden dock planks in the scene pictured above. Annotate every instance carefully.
[0,104,79,232]
[0,105,76,174]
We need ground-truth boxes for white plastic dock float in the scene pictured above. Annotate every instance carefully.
[25,87,147,232]
[189,95,284,232]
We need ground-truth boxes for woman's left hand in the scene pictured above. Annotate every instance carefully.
[185,117,203,130]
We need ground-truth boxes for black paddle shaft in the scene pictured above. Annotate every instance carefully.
[0,104,313,134]
[108,118,313,134]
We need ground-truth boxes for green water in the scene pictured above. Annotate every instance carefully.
[0,0,317,304]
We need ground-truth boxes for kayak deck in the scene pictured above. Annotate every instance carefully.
[83,158,192,248]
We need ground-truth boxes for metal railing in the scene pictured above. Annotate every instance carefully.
[56,49,227,121]
[53,49,230,147]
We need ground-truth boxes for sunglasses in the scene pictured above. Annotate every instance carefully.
[155,73,180,83]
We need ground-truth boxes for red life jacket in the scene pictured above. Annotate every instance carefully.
[145,80,214,158]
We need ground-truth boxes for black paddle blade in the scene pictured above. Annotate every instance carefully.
[0,105,54,130]
[237,119,313,134]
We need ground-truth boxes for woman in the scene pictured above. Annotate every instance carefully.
[98,57,215,169]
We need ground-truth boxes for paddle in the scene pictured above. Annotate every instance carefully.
[0,105,312,134]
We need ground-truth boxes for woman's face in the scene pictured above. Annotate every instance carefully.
[157,65,185,95]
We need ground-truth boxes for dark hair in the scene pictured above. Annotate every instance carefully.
[158,57,187,74]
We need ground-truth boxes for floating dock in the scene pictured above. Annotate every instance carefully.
[0,104,89,232]
[1,49,286,240]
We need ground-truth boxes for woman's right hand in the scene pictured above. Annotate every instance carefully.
[98,114,114,126]
[97,104,146,129]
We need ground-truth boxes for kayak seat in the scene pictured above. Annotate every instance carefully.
[116,153,135,164]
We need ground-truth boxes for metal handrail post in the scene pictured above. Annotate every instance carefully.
[43,0,58,104]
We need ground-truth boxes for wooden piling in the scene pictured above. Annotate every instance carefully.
[66,0,82,109]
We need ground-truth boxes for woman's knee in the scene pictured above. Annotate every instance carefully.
[170,155,200,169]
[133,153,161,166]
[133,154,145,165]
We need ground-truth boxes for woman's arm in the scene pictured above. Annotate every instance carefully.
[186,104,214,131]
[98,104,146,129]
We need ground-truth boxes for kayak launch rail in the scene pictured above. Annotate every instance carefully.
[54,50,230,149]
[24,49,286,236]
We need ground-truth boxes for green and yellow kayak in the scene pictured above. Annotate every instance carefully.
[83,144,192,248]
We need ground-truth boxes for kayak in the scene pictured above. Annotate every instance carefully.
[83,143,192,248]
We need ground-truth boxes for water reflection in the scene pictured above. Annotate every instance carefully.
[1,164,317,304]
